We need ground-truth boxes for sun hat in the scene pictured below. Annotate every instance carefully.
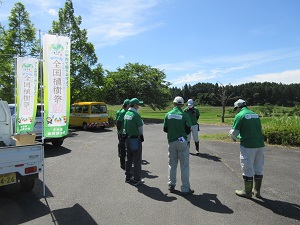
[173,96,184,105]
[234,99,246,108]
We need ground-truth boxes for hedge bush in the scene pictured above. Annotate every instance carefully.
[263,116,300,147]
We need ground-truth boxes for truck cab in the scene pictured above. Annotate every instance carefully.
[0,100,43,192]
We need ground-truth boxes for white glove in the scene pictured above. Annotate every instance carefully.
[229,129,239,142]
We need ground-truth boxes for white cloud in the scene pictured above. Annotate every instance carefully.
[48,8,57,16]
[169,70,219,85]
[77,0,162,48]
[236,70,300,85]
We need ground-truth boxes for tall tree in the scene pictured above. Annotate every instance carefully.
[49,0,102,103]
[217,82,234,123]
[0,2,38,102]
[104,63,171,110]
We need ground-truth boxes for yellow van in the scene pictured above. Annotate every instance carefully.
[69,102,109,130]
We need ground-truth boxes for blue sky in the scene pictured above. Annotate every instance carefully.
[1,0,300,87]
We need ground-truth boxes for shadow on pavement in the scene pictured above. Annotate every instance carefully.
[44,145,72,158]
[136,185,177,202]
[251,197,300,221]
[141,170,159,180]
[46,201,98,225]
[0,192,50,225]
[181,192,234,214]
[190,152,222,162]
[0,186,97,225]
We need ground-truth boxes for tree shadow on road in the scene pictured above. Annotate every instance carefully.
[251,197,300,221]
[190,153,221,162]
[136,184,177,202]
[178,192,233,214]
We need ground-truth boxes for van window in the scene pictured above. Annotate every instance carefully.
[91,105,107,114]
[75,106,82,113]
[82,105,89,113]
[70,106,75,113]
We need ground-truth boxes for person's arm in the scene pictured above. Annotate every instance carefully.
[229,129,239,141]
[116,120,122,131]
[185,124,191,134]
[163,126,168,133]
[229,115,241,141]
[196,108,200,120]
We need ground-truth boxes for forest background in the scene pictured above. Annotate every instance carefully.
[0,1,299,146]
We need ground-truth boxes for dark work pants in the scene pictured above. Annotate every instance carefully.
[125,138,142,181]
[118,134,127,168]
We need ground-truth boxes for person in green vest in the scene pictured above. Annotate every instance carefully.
[116,99,130,170]
[229,99,265,198]
[184,99,200,154]
[124,98,144,186]
[163,96,194,195]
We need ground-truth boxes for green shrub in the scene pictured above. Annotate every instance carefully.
[263,116,300,146]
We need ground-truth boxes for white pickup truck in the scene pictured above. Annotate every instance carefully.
[0,100,43,192]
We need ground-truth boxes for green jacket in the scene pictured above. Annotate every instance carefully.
[163,106,192,143]
[232,107,265,148]
[124,108,143,136]
[116,108,127,134]
[184,106,200,125]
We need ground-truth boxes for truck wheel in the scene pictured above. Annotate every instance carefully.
[52,138,64,147]
[82,122,88,131]
[20,179,35,192]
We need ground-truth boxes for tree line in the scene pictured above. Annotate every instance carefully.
[1,1,299,111]
[171,82,300,107]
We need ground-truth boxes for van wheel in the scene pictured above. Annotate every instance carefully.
[20,179,35,192]
[83,122,88,131]
[52,138,64,147]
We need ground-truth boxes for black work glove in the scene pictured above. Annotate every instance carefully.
[140,135,144,142]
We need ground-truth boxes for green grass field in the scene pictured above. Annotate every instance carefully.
[109,104,247,125]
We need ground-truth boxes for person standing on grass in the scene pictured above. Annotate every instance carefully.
[124,98,145,186]
[229,99,265,198]
[163,96,194,195]
[116,99,130,170]
[184,99,200,154]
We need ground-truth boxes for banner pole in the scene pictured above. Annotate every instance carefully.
[39,30,46,197]
[13,55,17,135]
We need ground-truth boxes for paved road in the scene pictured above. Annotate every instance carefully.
[0,124,299,225]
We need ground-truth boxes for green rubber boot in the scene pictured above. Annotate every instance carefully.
[252,175,263,198]
[235,176,253,198]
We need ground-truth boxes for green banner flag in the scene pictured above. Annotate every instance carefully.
[16,57,39,134]
[43,34,71,138]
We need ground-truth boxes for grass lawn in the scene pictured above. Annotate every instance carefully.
[109,104,238,125]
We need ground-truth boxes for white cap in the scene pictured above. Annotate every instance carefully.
[173,96,184,105]
[234,99,246,108]
[187,99,194,106]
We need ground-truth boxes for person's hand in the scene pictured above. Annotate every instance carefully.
[140,135,144,142]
